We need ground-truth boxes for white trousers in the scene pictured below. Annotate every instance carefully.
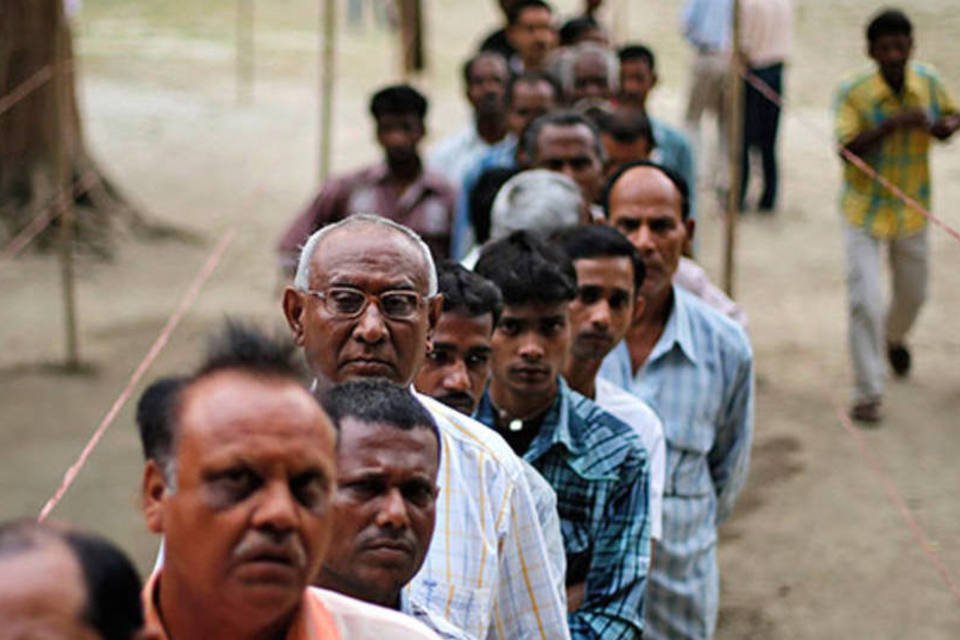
[843,221,928,403]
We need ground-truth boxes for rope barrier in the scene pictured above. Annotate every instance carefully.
[0,171,100,261]
[829,393,960,606]
[0,64,68,118]
[37,228,236,522]
[739,64,960,245]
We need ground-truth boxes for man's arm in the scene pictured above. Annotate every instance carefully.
[841,108,929,157]
[276,179,347,275]
[569,461,650,639]
[708,339,754,525]
[930,114,960,141]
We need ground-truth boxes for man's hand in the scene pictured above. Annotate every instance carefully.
[883,108,929,133]
[930,114,960,140]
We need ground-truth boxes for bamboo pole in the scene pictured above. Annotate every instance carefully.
[236,0,255,104]
[318,0,336,182]
[722,0,743,297]
[54,0,80,369]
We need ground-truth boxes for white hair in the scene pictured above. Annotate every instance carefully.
[293,214,438,296]
[489,170,583,241]
[560,42,620,97]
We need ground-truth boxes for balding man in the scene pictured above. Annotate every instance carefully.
[137,322,439,639]
[560,42,618,106]
[600,162,754,640]
[282,215,570,640]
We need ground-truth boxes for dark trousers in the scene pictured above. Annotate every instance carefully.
[740,63,783,210]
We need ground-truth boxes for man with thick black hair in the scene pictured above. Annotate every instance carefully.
[474,230,651,639]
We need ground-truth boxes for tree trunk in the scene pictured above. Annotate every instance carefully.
[0,0,158,258]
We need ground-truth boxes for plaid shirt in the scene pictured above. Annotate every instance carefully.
[475,378,652,639]
[834,62,957,238]
[599,286,754,639]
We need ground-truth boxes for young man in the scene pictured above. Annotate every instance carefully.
[474,231,651,639]
[834,8,959,423]
[554,225,666,545]
[428,51,510,188]
[277,84,456,269]
[600,161,753,640]
[505,0,557,74]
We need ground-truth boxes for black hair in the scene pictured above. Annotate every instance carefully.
[320,378,440,456]
[618,44,656,71]
[0,520,145,640]
[505,71,561,108]
[522,110,605,164]
[136,321,306,469]
[63,529,145,640]
[596,108,656,147]
[135,376,185,467]
[602,159,690,221]
[437,261,503,324]
[507,0,553,26]
[559,16,600,47]
[462,51,508,88]
[470,167,521,243]
[475,230,577,305]
[552,224,646,292]
[866,9,912,44]
[369,84,428,121]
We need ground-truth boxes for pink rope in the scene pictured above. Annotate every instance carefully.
[0,65,60,117]
[37,228,236,521]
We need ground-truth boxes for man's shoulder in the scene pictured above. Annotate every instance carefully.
[308,588,441,639]
[836,67,878,101]
[595,377,662,427]
[415,392,526,480]
[676,287,753,361]
[567,388,648,476]
[650,117,691,147]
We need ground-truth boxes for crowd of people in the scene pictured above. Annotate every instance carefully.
[6,2,959,639]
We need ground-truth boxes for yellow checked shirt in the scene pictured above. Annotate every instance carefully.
[834,63,957,238]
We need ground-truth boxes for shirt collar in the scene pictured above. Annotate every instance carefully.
[370,161,446,194]
[872,63,922,103]
[525,377,586,460]
[648,285,699,365]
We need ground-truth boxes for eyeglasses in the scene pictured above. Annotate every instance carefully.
[306,287,425,320]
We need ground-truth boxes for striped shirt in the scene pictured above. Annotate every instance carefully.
[474,378,652,639]
[410,393,571,640]
[834,63,957,239]
[599,286,754,639]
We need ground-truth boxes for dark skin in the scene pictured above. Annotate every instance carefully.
[843,33,960,157]
[377,113,425,187]
[467,54,510,144]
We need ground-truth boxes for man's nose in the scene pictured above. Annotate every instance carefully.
[589,300,612,329]
[518,335,545,361]
[442,359,471,392]
[375,488,411,530]
[253,481,298,533]
[353,301,388,345]
[631,224,655,252]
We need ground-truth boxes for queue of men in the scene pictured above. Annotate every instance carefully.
[15,3,954,640]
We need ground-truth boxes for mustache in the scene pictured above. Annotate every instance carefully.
[233,531,307,570]
[436,391,476,410]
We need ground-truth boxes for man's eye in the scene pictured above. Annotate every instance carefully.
[541,319,565,336]
[329,290,365,313]
[650,218,676,233]
[466,352,490,367]
[616,219,640,233]
[609,292,631,310]
[208,468,260,506]
[292,474,329,511]
[571,158,593,171]
[579,287,602,305]
[341,479,384,501]
[402,482,437,508]
[427,350,452,365]
[498,320,521,336]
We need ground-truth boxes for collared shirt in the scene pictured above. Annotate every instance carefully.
[428,124,505,191]
[680,0,731,53]
[401,592,473,639]
[595,376,666,541]
[650,117,698,221]
[835,63,957,239]
[451,136,519,259]
[598,286,754,640]
[142,572,440,639]
[276,162,456,268]
[410,393,571,640]
[474,378,652,639]
[740,0,793,68]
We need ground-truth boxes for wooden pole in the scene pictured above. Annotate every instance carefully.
[54,0,80,369]
[236,0,255,104]
[722,0,743,297]
[318,0,336,182]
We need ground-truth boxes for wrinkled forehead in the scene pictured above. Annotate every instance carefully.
[310,224,431,292]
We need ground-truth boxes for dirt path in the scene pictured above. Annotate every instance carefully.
[1,1,958,637]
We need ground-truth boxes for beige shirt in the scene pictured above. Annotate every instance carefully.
[740,0,793,68]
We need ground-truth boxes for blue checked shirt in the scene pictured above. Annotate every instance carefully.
[599,286,754,639]
[410,393,571,640]
[474,378,652,639]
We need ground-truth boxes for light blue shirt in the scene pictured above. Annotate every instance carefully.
[681,0,732,53]
[427,124,501,194]
[599,286,754,640]
[650,117,697,222]
[450,136,518,259]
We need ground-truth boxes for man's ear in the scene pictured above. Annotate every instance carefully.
[632,291,647,322]
[683,218,696,255]
[651,70,659,90]
[426,294,444,345]
[142,460,170,535]
[282,287,308,346]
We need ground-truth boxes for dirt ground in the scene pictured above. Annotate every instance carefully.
[2,0,959,637]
